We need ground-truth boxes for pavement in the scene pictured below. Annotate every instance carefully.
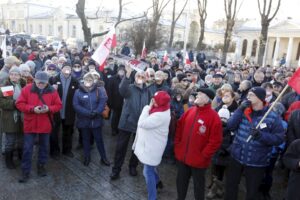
[0,121,287,200]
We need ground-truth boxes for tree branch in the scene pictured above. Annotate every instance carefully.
[269,0,281,21]
[175,0,188,22]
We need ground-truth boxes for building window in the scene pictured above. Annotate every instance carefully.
[72,25,76,37]
[39,24,43,34]
[242,39,248,56]
[251,40,258,57]
[272,40,276,59]
[296,42,300,61]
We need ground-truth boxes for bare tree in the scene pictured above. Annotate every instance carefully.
[196,0,207,50]
[146,0,171,50]
[257,0,281,65]
[222,0,238,64]
[76,0,148,46]
[168,0,188,48]
[76,0,92,47]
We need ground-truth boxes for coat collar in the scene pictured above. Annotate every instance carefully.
[30,82,55,94]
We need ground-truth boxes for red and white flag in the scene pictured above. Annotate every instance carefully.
[185,51,191,65]
[163,50,168,62]
[92,27,117,70]
[141,41,147,59]
[1,86,13,97]
[288,67,300,94]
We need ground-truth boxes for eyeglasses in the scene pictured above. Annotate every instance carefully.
[73,65,81,68]
[150,75,155,78]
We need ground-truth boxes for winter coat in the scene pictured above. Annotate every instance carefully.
[50,74,79,125]
[212,101,238,166]
[0,66,10,86]
[16,83,62,134]
[283,139,300,200]
[73,84,107,129]
[107,74,124,110]
[133,106,171,166]
[118,77,150,133]
[174,104,223,168]
[0,79,26,133]
[147,81,171,97]
[121,46,130,56]
[281,91,300,110]
[227,106,285,167]
[287,110,300,145]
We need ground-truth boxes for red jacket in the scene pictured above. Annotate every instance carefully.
[174,104,223,168]
[16,83,62,134]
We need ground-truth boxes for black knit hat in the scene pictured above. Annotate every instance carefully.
[249,87,266,102]
[177,74,186,82]
[197,88,215,100]
[73,60,81,67]
[62,62,72,69]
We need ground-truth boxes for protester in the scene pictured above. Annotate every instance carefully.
[49,62,79,159]
[73,72,110,166]
[0,56,20,85]
[174,88,223,200]
[110,65,150,180]
[0,67,26,169]
[16,71,62,183]
[224,87,285,200]
[133,91,171,200]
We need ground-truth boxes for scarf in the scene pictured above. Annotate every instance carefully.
[149,103,170,115]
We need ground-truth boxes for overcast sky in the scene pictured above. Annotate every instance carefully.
[7,0,300,27]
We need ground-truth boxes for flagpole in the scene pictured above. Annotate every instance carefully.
[246,84,290,142]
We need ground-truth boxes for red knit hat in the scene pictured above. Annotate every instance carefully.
[153,91,171,107]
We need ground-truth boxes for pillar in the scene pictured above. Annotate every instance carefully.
[273,37,281,66]
[286,37,294,67]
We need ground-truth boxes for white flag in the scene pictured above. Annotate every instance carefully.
[91,27,117,66]
[1,35,7,58]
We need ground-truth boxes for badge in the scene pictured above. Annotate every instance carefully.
[72,86,75,89]
[198,119,204,124]
[83,95,88,98]
[57,82,61,85]
[199,125,206,134]
[260,123,267,129]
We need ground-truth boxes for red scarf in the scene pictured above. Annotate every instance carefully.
[149,103,170,115]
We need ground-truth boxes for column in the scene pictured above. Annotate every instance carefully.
[235,37,242,62]
[273,37,281,66]
[286,37,294,67]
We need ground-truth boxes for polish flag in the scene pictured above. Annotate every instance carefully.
[1,85,13,97]
[163,50,168,62]
[185,51,191,65]
[141,41,147,59]
[288,67,300,94]
[92,27,117,70]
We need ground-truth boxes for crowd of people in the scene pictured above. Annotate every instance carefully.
[0,40,299,200]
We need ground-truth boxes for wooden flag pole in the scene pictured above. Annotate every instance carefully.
[246,84,290,142]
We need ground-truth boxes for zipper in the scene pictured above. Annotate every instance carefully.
[88,91,94,128]
[183,109,200,162]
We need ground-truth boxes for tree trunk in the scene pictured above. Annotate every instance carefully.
[196,19,205,50]
[222,19,234,64]
[168,22,176,48]
[257,19,269,65]
[76,0,92,47]
[147,18,159,50]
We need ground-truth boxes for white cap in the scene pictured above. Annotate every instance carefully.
[218,105,230,120]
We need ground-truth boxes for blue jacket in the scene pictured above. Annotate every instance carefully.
[73,84,107,129]
[227,106,285,167]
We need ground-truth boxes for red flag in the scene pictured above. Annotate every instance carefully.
[1,86,13,97]
[92,27,116,67]
[288,67,300,94]
[185,51,191,65]
[141,41,147,59]
[163,51,168,62]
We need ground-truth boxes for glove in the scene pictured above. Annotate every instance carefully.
[90,111,97,119]
[250,127,262,140]
[33,106,42,114]
[40,105,49,113]
[239,100,251,111]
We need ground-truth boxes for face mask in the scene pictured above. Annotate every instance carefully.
[64,69,71,75]
[73,68,82,72]
[176,96,181,102]
[118,71,125,76]
[84,82,92,88]
[266,91,272,96]
[136,79,143,85]
[189,98,194,104]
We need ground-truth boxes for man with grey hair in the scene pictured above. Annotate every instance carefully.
[110,65,151,180]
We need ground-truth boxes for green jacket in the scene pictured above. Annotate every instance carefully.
[0,79,26,133]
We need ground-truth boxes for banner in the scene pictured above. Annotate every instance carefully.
[111,54,149,72]
[1,86,13,97]
[92,27,117,66]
